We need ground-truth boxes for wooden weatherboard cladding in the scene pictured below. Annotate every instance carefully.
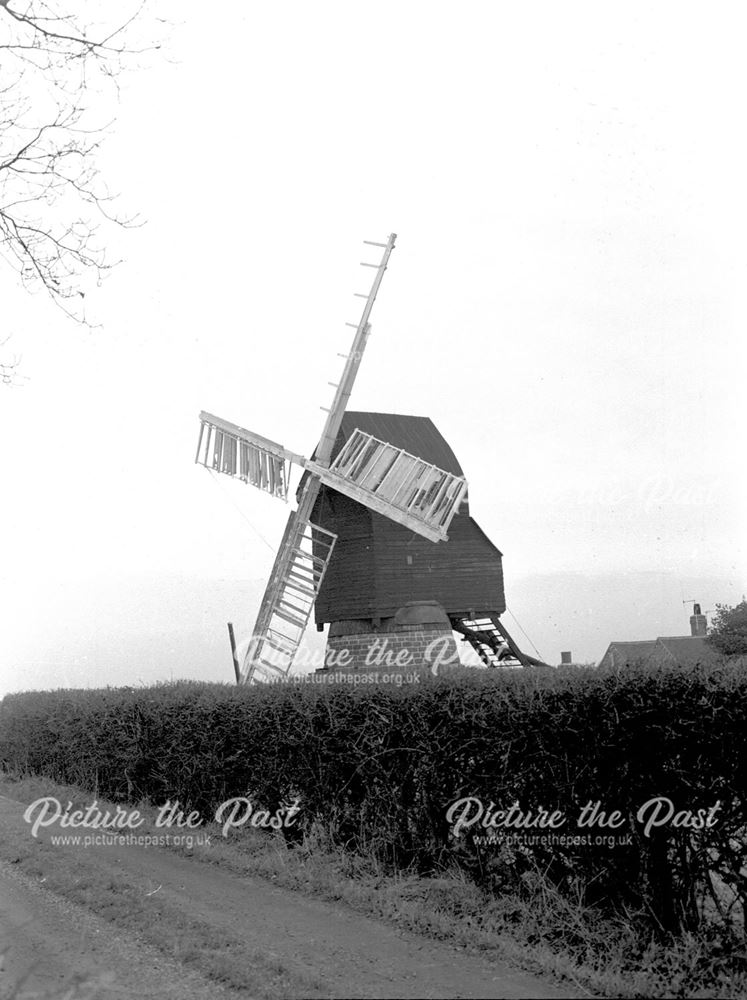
[308,412,506,624]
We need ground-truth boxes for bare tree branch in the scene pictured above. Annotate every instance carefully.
[0,334,28,385]
[0,1,164,326]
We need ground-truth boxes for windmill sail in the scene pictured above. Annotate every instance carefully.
[196,412,304,501]
[306,428,468,543]
[240,513,337,684]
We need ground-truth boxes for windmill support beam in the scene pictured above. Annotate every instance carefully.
[227,622,240,683]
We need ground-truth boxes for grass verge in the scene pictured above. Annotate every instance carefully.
[0,773,322,999]
[2,772,745,999]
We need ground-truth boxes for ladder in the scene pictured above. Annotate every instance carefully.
[450,615,548,668]
[241,514,337,683]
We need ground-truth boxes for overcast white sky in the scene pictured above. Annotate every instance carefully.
[1,1,745,692]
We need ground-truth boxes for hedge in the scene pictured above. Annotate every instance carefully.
[2,661,745,937]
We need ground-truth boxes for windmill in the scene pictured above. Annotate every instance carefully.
[196,234,545,682]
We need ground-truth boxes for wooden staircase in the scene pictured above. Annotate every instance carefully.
[450,615,548,668]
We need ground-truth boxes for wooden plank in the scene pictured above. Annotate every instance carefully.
[285,577,317,598]
[262,632,294,654]
[423,474,451,521]
[371,451,405,495]
[335,432,368,475]
[269,454,277,495]
[194,421,205,465]
[291,546,328,568]
[272,606,307,629]
[357,444,399,490]
[252,655,288,677]
[278,597,312,619]
[305,461,447,542]
[384,458,424,504]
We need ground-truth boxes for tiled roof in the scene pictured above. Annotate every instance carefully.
[598,640,657,668]
[651,636,721,665]
[599,635,722,667]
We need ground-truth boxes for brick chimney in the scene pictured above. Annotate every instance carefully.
[690,603,707,637]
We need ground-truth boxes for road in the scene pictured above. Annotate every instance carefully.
[0,794,584,999]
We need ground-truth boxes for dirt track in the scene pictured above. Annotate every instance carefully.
[0,859,235,1000]
[0,794,583,999]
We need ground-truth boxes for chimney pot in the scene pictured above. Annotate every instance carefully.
[690,603,707,637]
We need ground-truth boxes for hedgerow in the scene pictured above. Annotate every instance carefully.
[1,661,746,940]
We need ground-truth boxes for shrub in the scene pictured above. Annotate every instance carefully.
[2,662,746,939]
[707,599,747,656]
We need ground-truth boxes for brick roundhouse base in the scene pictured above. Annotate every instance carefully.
[320,601,461,675]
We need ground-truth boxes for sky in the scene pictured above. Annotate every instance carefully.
[0,1,745,693]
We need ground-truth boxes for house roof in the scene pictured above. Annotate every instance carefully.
[599,635,721,668]
[598,640,657,668]
[650,636,721,665]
